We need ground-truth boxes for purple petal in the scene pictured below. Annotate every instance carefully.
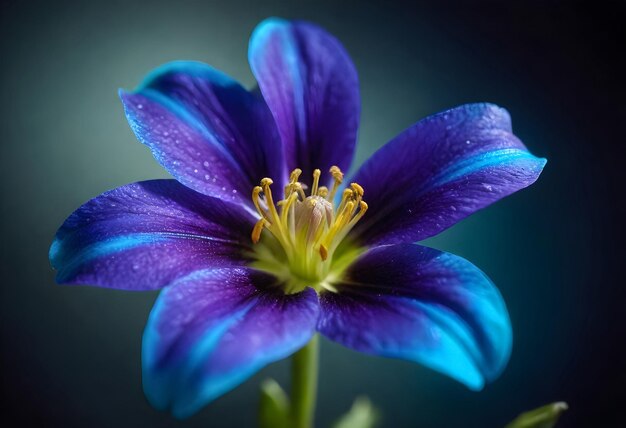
[143,267,319,418]
[350,103,546,245]
[318,244,511,390]
[249,18,360,183]
[120,61,284,205]
[50,180,254,290]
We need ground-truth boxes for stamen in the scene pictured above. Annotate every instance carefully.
[285,168,303,197]
[290,168,302,182]
[311,169,321,196]
[322,200,354,249]
[328,166,344,201]
[336,189,354,216]
[280,192,298,225]
[250,168,368,288]
[340,201,356,226]
[350,182,364,197]
[352,201,368,224]
[330,165,343,178]
[252,186,269,221]
[261,178,279,222]
[251,218,267,244]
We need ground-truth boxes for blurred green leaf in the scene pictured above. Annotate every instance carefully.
[258,379,290,428]
[505,402,568,428]
[333,396,380,428]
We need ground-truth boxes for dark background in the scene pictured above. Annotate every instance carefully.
[1,1,624,427]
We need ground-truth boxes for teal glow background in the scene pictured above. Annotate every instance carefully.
[1,1,624,426]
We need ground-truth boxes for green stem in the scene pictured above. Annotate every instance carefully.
[291,335,319,428]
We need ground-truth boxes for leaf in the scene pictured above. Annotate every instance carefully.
[505,402,568,428]
[258,379,290,428]
[333,396,380,428]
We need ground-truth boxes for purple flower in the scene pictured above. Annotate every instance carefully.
[50,18,545,418]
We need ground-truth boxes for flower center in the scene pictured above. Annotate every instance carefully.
[249,166,367,293]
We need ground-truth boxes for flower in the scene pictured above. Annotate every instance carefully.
[50,18,546,418]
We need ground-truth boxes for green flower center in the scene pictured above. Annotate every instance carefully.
[248,166,367,294]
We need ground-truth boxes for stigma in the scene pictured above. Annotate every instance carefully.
[250,166,367,289]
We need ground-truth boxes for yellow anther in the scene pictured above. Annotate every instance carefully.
[319,244,328,261]
[350,182,364,197]
[261,177,274,187]
[289,168,302,182]
[317,186,329,198]
[251,218,267,244]
[329,165,344,182]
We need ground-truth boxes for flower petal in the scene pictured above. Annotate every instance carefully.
[50,180,254,290]
[120,61,284,205]
[143,267,319,418]
[318,244,511,390]
[350,103,546,245]
[249,18,360,183]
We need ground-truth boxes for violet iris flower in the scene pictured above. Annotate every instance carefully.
[50,18,545,418]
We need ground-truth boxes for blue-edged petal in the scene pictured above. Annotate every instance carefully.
[349,103,546,245]
[120,61,284,206]
[143,267,319,418]
[318,244,511,390]
[50,180,254,290]
[249,18,360,184]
